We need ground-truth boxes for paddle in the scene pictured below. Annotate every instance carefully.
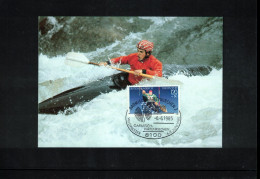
[66,52,154,79]
[65,52,183,85]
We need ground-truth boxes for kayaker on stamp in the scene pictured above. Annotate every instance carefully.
[99,40,163,85]
[142,89,160,113]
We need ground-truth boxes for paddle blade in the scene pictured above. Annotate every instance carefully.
[159,105,167,112]
[65,52,90,67]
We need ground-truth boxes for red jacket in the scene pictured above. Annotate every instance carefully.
[110,53,162,85]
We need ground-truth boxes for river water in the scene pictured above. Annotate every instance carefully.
[38,16,222,147]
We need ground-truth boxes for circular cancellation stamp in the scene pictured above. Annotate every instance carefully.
[125,85,181,139]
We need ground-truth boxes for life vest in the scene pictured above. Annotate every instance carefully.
[110,53,162,85]
[143,93,159,103]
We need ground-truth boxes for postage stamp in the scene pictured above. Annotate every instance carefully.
[125,85,181,139]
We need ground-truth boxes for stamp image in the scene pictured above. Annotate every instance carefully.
[125,85,181,139]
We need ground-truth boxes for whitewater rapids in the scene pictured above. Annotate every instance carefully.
[38,55,222,147]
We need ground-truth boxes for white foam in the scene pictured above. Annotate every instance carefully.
[38,57,222,147]
[38,53,117,102]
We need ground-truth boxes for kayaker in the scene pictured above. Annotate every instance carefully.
[99,40,163,85]
[142,89,160,113]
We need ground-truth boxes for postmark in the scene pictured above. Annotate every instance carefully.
[125,85,181,139]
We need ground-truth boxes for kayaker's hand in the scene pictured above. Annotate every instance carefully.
[134,70,142,76]
[142,90,146,94]
[99,62,108,66]
[154,102,158,106]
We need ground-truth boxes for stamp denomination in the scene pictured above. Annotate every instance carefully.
[125,85,181,139]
